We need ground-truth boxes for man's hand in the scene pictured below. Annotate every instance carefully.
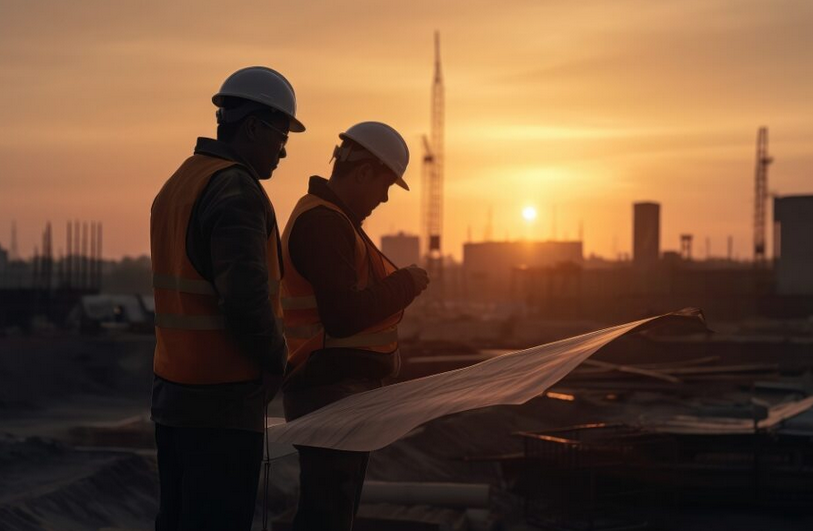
[404,264,430,293]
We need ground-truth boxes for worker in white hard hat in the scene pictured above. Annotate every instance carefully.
[150,66,304,531]
[279,122,430,531]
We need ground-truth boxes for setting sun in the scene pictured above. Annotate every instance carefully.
[522,206,538,222]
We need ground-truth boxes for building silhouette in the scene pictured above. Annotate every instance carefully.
[633,202,660,267]
[381,232,420,268]
[774,195,813,295]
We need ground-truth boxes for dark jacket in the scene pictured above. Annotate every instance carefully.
[282,176,418,419]
[151,138,286,433]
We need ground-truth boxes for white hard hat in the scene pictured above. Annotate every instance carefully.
[212,66,305,133]
[337,122,410,190]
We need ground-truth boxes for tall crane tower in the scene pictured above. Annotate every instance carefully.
[753,126,772,264]
[422,31,445,288]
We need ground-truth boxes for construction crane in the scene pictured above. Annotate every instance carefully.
[753,126,772,265]
[422,31,445,292]
[421,134,434,246]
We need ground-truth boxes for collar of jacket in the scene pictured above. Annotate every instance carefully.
[193,137,262,181]
[306,176,362,228]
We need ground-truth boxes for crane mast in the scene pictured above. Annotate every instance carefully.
[423,31,445,290]
[753,126,772,265]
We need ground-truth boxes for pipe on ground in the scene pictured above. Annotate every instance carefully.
[360,481,490,508]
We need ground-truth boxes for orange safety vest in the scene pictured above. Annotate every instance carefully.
[281,194,403,369]
[150,154,284,384]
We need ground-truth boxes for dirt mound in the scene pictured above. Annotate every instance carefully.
[0,335,154,412]
[0,435,157,531]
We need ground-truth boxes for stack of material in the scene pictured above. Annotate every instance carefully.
[515,424,677,531]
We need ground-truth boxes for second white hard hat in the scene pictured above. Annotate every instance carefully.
[212,66,305,132]
[338,122,410,190]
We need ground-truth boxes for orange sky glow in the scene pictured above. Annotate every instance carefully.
[1,0,812,261]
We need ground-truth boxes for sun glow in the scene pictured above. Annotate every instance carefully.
[522,206,538,222]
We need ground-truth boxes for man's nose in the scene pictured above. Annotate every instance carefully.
[279,146,287,159]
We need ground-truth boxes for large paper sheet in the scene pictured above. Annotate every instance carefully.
[266,310,704,451]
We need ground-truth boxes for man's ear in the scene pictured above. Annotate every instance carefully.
[355,162,374,183]
[243,116,260,142]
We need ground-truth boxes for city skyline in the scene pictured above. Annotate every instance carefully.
[1,0,812,260]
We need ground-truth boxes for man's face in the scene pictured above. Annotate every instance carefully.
[356,164,398,220]
[247,114,289,179]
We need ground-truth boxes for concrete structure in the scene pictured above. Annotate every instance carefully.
[633,202,660,266]
[381,232,420,268]
[514,262,773,322]
[464,241,582,303]
[774,195,813,295]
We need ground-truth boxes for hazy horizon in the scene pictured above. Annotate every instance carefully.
[2,0,812,261]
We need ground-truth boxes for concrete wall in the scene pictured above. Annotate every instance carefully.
[514,262,773,322]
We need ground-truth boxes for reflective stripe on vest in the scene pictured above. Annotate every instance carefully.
[154,273,280,297]
[152,274,217,296]
[283,322,398,349]
[153,274,281,331]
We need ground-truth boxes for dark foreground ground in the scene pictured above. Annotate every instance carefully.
[1,323,812,531]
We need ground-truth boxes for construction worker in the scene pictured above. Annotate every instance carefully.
[281,122,430,531]
[150,66,305,531]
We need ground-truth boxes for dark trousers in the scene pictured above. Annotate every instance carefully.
[292,445,370,531]
[155,423,263,531]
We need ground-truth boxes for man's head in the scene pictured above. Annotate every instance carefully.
[212,67,305,180]
[216,99,290,180]
[328,122,410,221]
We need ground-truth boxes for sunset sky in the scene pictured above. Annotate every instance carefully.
[1,0,811,261]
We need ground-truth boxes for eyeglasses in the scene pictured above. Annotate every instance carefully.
[257,118,289,147]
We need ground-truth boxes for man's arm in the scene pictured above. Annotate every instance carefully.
[288,208,418,338]
[191,168,286,375]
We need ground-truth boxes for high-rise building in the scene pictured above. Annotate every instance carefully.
[774,195,813,294]
[633,202,660,266]
[381,232,420,268]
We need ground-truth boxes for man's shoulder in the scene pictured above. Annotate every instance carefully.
[209,164,260,189]
[293,205,352,233]
[199,165,269,208]
[194,165,272,232]
[289,205,355,251]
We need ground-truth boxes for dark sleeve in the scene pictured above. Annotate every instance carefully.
[288,208,418,338]
[188,168,286,375]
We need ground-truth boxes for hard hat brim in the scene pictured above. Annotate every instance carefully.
[395,177,410,191]
[287,116,306,133]
[212,92,306,133]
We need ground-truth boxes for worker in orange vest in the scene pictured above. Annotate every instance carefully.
[150,66,305,531]
[281,122,430,531]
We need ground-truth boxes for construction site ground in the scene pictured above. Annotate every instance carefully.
[1,315,812,531]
